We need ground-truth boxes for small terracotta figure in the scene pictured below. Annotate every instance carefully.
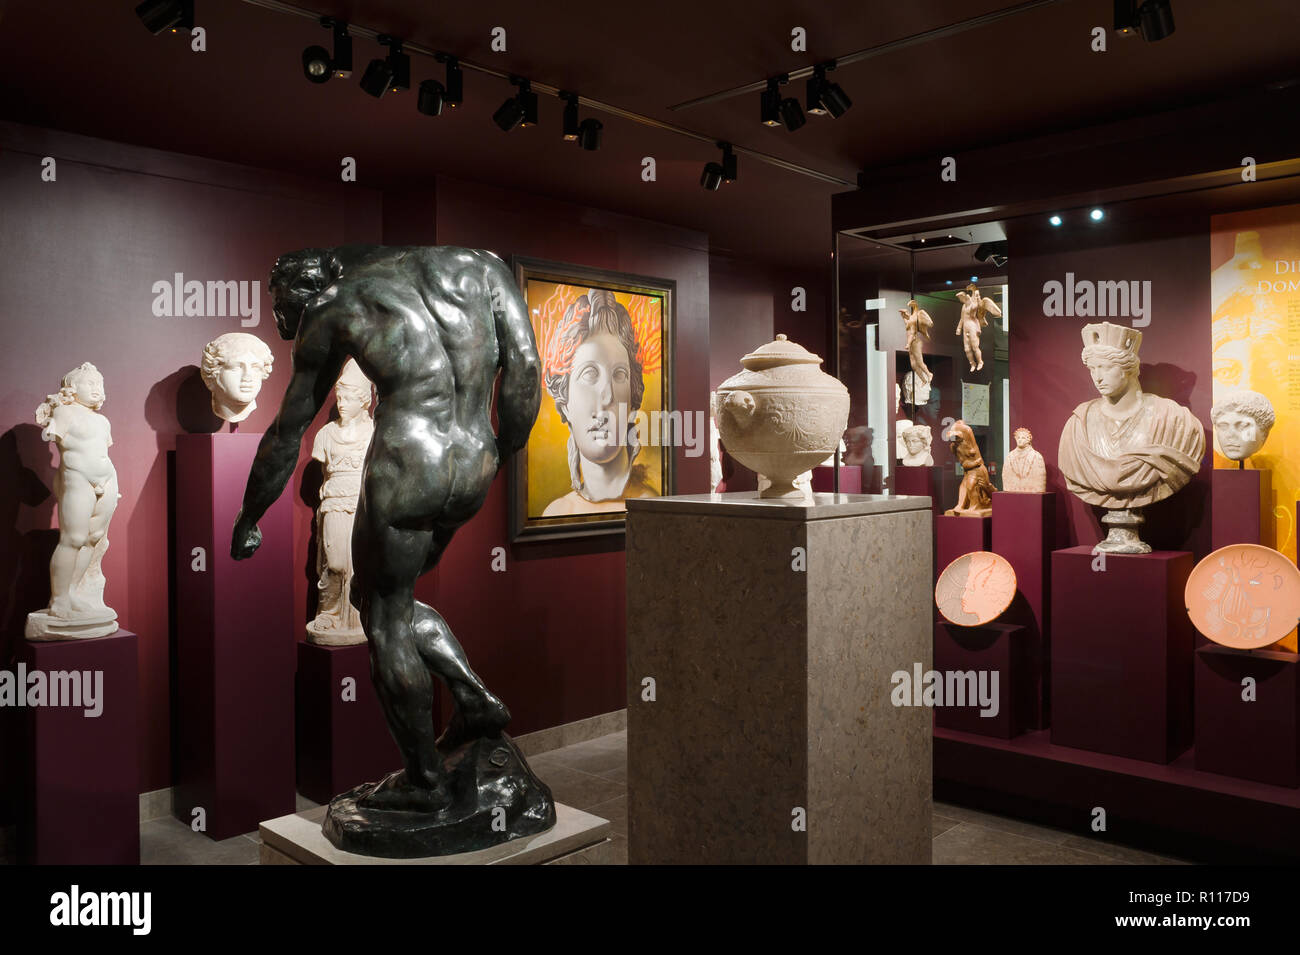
[955,284,1001,372]
[900,300,933,386]
[1002,427,1047,492]
[944,419,993,517]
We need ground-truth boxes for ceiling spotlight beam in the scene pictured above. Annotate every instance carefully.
[669,0,1070,111]
[236,0,855,186]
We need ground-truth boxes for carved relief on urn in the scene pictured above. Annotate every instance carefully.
[712,335,849,500]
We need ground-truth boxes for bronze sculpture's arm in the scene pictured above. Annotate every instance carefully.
[486,255,541,464]
[232,313,346,559]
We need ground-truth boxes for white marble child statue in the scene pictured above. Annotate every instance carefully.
[27,362,121,640]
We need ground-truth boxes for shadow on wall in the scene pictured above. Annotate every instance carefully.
[145,365,221,437]
[0,423,58,825]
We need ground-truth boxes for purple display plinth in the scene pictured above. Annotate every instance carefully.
[1195,645,1299,788]
[18,630,138,864]
[1050,547,1194,764]
[894,465,939,502]
[936,515,992,583]
[174,433,295,840]
[991,491,1056,730]
[296,642,400,805]
[934,621,1030,739]
[1212,469,1273,549]
[812,465,861,494]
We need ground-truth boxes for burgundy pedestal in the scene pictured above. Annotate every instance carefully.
[18,630,139,864]
[934,621,1031,739]
[174,433,295,840]
[1195,645,1299,788]
[1212,468,1273,549]
[812,465,861,494]
[894,465,939,501]
[295,642,400,805]
[991,492,1055,729]
[1050,547,1194,764]
[936,515,992,583]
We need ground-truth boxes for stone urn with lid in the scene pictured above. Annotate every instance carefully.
[712,334,850,500]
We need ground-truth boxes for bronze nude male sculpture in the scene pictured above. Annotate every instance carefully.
[231,245,555,857]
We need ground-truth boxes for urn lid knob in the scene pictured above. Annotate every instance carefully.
[740,334,823,371]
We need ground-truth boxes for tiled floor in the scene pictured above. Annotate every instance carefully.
[139,729,1190,865]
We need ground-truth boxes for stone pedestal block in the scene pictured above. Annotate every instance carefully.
[626,492,932,864]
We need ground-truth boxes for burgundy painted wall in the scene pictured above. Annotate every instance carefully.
[1008,214,1212,556]
[0,123,382,797]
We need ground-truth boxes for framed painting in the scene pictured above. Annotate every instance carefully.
[510,257,675,540]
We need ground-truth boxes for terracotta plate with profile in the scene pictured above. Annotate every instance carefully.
[1185,543,1300,650]
[935,551,1017,627]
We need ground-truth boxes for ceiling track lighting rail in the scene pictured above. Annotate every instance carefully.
[669,0,1070,111]
[236,0,855,186]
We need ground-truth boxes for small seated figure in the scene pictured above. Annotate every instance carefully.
[1211,390,1274,465]
[1002,427,1047,492]
[944,420,993,517]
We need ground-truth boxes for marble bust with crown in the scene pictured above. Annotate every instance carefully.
[1058,322,1205,553]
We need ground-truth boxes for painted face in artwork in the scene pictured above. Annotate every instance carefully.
[564,330,632,465]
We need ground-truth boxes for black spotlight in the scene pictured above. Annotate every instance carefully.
[578,118,602,151]
[418,79,446,116]
[136,0,193,34]
[560,91,580,141]
[302,17,352,81]
[494,77,536,131]
[760,76,785,126]
[436,54,463,108]
[973,241,1008,269]
[778,95,805,132]
[700,162,724,191]
[807,62,852,118]
[1137,0,1175,40]
[361,35,409,98]
[719,142,737,183]
[302,46,332,84]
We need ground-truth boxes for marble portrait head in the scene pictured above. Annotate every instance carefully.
[1211,389,1275,461]
[1080,323,1142,399]
[202,332,275,423]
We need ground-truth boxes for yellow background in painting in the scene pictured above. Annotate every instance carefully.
[525,281,665,520]
[1211,205,1300,651]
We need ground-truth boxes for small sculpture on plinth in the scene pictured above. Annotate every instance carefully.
[1002,427,1047,493]
[1210,390,1274,466]
[898,423,934,467]
[201,332,274,424]
[1058,322,1205,554]
[955,284,1001,372]
[233,245,554,858]
[306,359,374,646]
[900,300,933,386]
[27,363,121,641]
[944,420,992,517]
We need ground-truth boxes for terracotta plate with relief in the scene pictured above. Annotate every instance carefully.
[935,551,1017,626]
[1185,543,1300,650]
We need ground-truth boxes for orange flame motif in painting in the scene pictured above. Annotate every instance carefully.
[536,284,662,382]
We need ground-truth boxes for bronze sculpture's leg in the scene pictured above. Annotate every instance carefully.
[409,601,511,752]
[355,515,447,795]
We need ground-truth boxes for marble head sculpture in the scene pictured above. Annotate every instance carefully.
[28,363,121,640]
[1210,389,1275,462]
[540,288,657,515]
[1058,322,1205,553]
[202,332,274,423]
[899,423,933,467]
[236,245,555,857]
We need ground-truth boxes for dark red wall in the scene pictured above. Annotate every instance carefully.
[0,122,383,799]
[1008,214,1212,556]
